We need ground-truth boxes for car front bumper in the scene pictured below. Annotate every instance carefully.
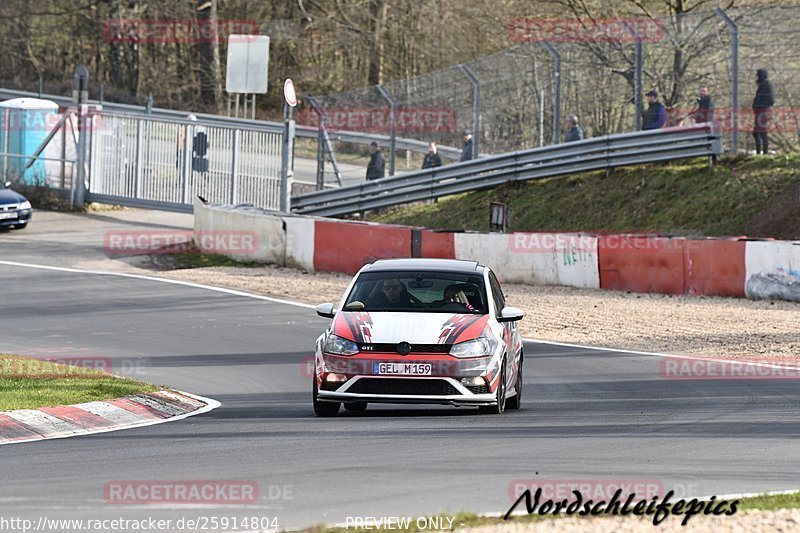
[316,375,499,406]
[0,209,32,227]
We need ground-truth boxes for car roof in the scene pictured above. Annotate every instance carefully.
[362,258,484,274]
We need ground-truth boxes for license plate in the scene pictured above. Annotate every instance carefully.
[0,212,16,220]
[373,362,432,376]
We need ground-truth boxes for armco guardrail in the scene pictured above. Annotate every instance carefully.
[292,124,722,217]
[0,87,459,158]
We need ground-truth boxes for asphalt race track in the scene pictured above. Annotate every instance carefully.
[1,216,799,529]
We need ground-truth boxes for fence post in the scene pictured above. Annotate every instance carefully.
[280,101,293,212]
[307,96,343,187]
[538,89,545,147]
[134,118,142,199]
[305,96,326,190]
[73,65,89,207]
[715,7,738,152]
[181,122,191,204]
[316,120,325,190]
[541,42,561,144]
[376,85,397,176]
[459,64,481,158]
[621,21,644,130]
[230,129,239,204]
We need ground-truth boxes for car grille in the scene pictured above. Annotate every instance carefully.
[466,384,490,394]
[359,343,451,354]
[0,204,18,212]
[347,378,460,396]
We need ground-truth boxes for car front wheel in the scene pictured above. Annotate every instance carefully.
[479,364,506,415]
[506,354,522,410]
[313,379,340,417]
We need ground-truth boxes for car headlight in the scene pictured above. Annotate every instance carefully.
[323,334,360,356]
[449,336,498,358]
[18,201,31,210]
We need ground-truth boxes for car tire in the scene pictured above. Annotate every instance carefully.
[313,379,340,417]
[479,363,506,415]
[506,354,522,410]
[344,402,368,412]
[12,223,27,230]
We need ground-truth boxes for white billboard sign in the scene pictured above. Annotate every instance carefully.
[226,35,269,94]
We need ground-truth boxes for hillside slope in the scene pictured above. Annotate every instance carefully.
[370,154,800,239]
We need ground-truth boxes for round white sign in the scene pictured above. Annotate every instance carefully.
[284,79,297,107]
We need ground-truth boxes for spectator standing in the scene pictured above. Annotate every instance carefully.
[753,68,775,154]
[693,86,714,124]
[366,141,385,180]
[642,90,666,130]
[459,129,474,162]
[563,115,584,142]
[422,141,443,169]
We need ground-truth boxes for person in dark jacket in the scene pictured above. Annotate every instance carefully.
[642,90,666,130]
[563,115,584,142]
[422,141,443,169]
[753,69,775,154]
[693,86,714,124]
[459,129,474,162]
[366,141,385,180]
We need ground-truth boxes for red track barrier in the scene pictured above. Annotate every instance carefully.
[420,230,456,259]
[685,239,746,297]
[598,236,686,294]
[313,220,412,274]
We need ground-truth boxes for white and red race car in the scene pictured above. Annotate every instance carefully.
[312,258,525,416]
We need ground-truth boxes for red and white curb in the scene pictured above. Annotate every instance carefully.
[0,390,219,445]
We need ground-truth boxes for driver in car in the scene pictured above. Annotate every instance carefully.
[371,279,417,309]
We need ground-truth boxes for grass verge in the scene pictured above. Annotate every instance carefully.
[0,354,158,411]
[370,154,800,239]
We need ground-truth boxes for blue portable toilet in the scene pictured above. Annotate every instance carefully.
[0,98,59,185]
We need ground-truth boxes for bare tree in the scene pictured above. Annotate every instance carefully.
[195,0,222,111]
[105,0,140,96]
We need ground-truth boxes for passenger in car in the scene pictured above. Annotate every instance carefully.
[434,284,477,311]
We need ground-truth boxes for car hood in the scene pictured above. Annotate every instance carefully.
[332,311,489,345]
[0,188,26,205]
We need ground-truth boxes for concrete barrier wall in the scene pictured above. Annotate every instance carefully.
[745,241,800,302]
[193,201,798,303]
[284,216,315,271]
[193,200,286,263]
[454,232,599,288]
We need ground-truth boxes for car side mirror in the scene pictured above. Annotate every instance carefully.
[3,181,10,189]
[315,303,336,318]
[498,306,524,323]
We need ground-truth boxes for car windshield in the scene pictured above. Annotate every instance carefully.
[343,271,488,314]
